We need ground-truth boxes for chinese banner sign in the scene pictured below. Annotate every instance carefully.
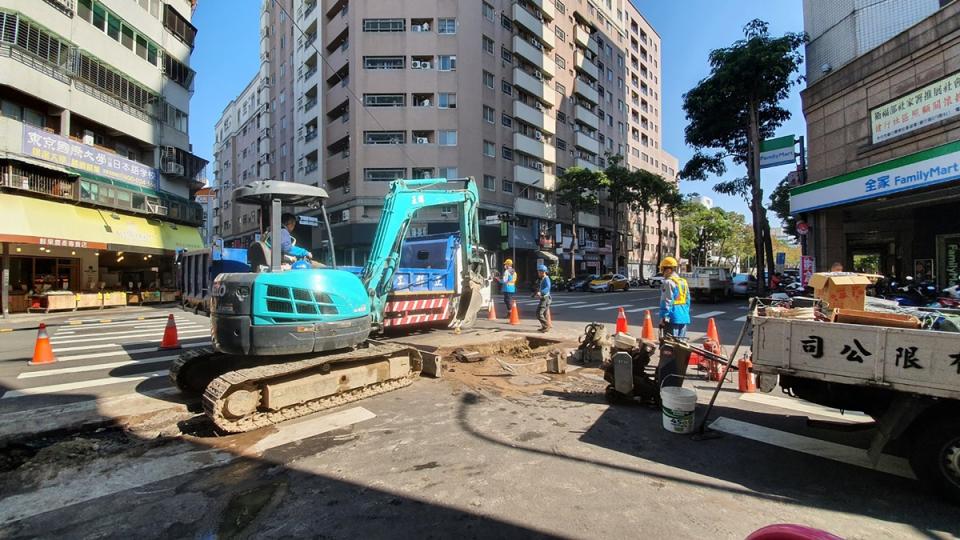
[801,255,815,288]
[22,124,158,190]
[871,72,960,144]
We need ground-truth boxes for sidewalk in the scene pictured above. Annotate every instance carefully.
[0,304,184,332]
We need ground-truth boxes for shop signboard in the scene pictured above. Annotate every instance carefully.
[21,125,159,190]
[760,135,796,169]
[871,72,960,144]
[800,255,815,288]
[790,140,960,213]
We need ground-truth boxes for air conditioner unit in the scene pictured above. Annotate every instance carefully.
[412,61,422,69]
[422,23,430,31]
[421,99,430,107]
[532,162,544,171]
[534,102,544,111]
[82,130,95,146]
[535,192,546,201]
[341,210,350,222]
[163,162,185,176]
[534,130,543,141]
[415,137,428,144]
[420,61,430,69]
[532,40,543,50]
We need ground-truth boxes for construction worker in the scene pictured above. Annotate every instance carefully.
[658,257,690,339]
[500,259,518,314]
[533,264,552,333]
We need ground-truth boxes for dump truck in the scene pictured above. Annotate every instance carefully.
[750,308,960,504]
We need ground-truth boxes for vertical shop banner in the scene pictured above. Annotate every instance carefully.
[871,72,960,144]
[801,255,816,288]
[760,135,796,169]
[21,125,159,190]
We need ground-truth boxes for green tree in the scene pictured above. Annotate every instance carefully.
[679,200,736,267]
[603,154,642,274]
[556,166,606,278]
[629,169,663,280]
[651,179,682,266]
[680,19,805,293]
[769,173,800,243]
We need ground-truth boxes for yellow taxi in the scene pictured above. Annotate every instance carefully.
[588,273,630,292]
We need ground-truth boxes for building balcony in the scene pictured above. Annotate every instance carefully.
[512,100,556,134]
[512,4,555,50]
[574,52,599,80]
[513,132,556,164]
[303,97,318,112]
[514,164,556,191]
[574,78,598,105]
[529,0,555,21]
[301,0,317,20]
[304,161,318,174]
[574,105,600,129]
[577,211,600,228]
[513,68,556,107]
[575,157,599,172]
[304,130,319,142]
[575,132,600,155]
[575,26,597,54]
[303,65,318,81]
[515,197,556,220]
[512,36,555,78]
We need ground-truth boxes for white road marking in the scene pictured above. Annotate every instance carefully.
[734,315,748,322]
[626,305,658,313]
[0,406,377,525]
[738,393,871,423]
[51,329,209,345]
[18,356,178,379]
[56,341,209,362]
[694,310,726,319]
[54,324,201,338]
[1,372,168,399]
[548,301,587,307]
[58,317,195,330]
[709,417,914,479]
[52,335,209,353]
[595,304,629,311]
[569,303,609,309]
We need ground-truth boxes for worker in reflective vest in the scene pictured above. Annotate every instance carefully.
[658,257,690,339]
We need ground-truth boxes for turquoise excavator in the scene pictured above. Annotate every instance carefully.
[171,177,485,432]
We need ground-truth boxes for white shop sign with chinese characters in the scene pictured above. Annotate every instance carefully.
[790,140,960,213]
[871,71,960,143]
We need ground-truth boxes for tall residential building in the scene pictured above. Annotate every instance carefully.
[220,0,678,278]
[0,0,206,316]
[194,186,216,245]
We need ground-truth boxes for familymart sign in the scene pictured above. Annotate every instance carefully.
[790,140,960,213]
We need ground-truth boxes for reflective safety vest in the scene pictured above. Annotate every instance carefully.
[670,275,688,306]
[660,275,691,325]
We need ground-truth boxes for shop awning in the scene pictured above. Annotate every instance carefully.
[0,194,204,253]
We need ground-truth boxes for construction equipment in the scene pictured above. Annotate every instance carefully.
[170,177,486,432]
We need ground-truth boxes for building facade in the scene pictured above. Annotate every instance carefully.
[0,0,206,315]
[194,186,215,245]
[215,0,679,282]
[795,0,960,288]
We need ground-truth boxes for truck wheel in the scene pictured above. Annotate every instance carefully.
[909,418,960,505]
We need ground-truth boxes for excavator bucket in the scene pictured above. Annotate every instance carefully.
[451,280,483,330]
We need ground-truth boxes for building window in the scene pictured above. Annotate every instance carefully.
[501,113,513,127]
[363,56,405,69]
[439,167,458,179]
[438,130,458,146]
[555,27,565,41]
[557,111,567,123]
[556,138,567,151]
[501,14,513,31]
[483,140,496,157]
[483,71,495,88]
[438,55,457,71]
[439,92,457,108]
[502,80,513,95]
[556,54,566,69]
[365,168,406,182]
[501,46,513,63]
[364,131,406,144]
[555,0,565,14]
[363,19,405,32]
[482,35,495,54]
[483,174,496,191]
[363,94,405,107]
[483,105,495,123]
[482,1,495,21]
[438,18,457,34]
[502,146,513,160]
[502,180,514,193]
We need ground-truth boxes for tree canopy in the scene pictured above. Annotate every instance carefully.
[556,166,606,277]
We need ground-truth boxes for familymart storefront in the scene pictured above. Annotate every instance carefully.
[791,140,960,289]
[0,194,204,314]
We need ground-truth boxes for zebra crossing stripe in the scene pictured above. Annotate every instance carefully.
[595,305,627,311]
[734,315,748,322]
[694,311,726,319]
[569,303,608,309]
[18,356,178,379]
[2,372,168,399]
[626,306,658,313]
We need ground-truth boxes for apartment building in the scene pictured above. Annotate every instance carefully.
[194,186,216,245]
[218,0,678,279]
[0,0,206,315]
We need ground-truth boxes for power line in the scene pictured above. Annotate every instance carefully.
[268,0,423,173]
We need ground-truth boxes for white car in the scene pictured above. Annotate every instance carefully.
[648,274,666,288]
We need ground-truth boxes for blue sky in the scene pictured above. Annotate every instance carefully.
[188,0,806,223]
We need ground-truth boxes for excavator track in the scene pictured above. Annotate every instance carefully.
[200,342,422,433]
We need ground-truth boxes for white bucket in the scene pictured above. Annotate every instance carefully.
[660,386,697,434]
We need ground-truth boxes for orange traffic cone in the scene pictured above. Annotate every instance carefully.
[641,310,656,340]
[509,300,520,325]
[707,317,721,344]
[615,307,629,334]
[488,300,498,321]
[738,353,757,393]
[30,323,56,365]
[159,313,181,350]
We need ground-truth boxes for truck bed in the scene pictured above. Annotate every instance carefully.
[751,314,960,400]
